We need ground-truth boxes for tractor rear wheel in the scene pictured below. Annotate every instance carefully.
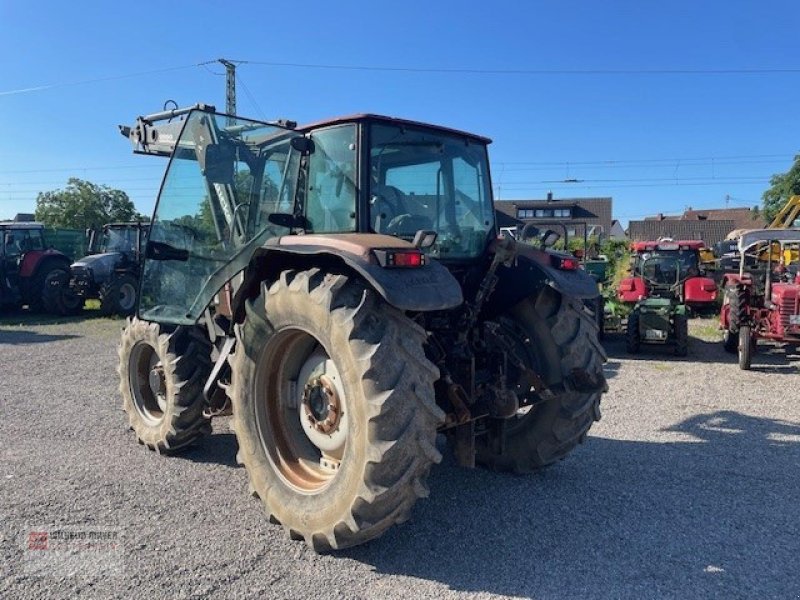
[43,271,83,315]
[101,274,139,316]
[674,313,689,357]
[118,318,212,451]
[738,325,753,370]
[626,310,641,354]
[475,287,606,473]
[229,269,443,551]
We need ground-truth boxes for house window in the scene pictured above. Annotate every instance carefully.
[517,208,535,219]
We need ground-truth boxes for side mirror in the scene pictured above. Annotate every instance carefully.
[291,137,315,155]
[520,222,540,242]
[540,229,561,248]
[202,143,235,183]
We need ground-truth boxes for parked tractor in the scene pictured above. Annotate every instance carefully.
[625,256,689,356]
[116,104,607,551]
[719,229,800,369]
[618,240,718,312]
[0,220,71,312]
[45,222,148,316]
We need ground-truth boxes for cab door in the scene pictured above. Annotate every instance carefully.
[138,110,302,325]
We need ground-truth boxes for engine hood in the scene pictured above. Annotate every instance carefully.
[72,252,124,281]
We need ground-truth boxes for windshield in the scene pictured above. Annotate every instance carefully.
[101,227,137,253]
[368,123,494,260]
[635,249,698,278]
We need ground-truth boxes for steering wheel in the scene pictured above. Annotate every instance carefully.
[371,185,408,230]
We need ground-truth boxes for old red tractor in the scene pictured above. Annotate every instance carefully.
[0,220,71,312]
[618,240,717,312]
[720,229,800,369]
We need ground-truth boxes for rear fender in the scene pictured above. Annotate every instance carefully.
[24,251,70,279]
[618,276,647,303]
[684,276,718,304]
[484,246,600,320]
[231,244,463,325]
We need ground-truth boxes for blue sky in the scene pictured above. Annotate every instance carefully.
[1,0,798,226]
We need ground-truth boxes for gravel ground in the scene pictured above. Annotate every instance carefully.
[1,313,798,599]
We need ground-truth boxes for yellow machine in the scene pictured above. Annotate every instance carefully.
[769,195,800,229]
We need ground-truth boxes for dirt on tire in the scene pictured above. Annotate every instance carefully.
[475,287,606,473]
[228,269,444,551]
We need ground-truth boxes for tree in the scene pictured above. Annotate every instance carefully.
[35,178,142,230]
[762,154,800,222]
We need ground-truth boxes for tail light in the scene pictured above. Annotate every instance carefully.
[619,281,634,292]
[551,255,579,270]
[701,282,717,292]
[373,249,426,268]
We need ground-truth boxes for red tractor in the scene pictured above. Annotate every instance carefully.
[0,220,72,312]
[719,229,800,369]
[618,239,718,311]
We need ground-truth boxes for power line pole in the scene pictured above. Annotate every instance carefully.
[218,59,237,124]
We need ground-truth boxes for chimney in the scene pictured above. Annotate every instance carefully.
[657,213,664,221]
[546,191,553,202]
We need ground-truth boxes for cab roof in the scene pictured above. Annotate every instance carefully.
[295,114,492,145]
[631,240,707,252]
[0,222,44,230]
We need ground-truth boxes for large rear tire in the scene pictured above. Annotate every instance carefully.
[118,317,212,451]
[475,287,606,473]
[229,269,443,551]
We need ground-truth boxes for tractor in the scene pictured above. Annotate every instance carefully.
[45,222,148,316]
[0,220,71,313]
[719,229,800,369]
[625,255,689,356]
[116,104,607,551]
[618,239,717,313]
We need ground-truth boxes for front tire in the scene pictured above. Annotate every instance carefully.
[626,310,641,354]
[738,325,753,370]
[43,270,83,316]
[674,313,688,357]
[475,288,606,473]
[101,274,139,316]
[118,318,212,451]
[28,264,68,313]
[229,269,443,551]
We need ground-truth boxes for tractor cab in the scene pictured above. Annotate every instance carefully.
[88,223,148,257]
[618,239,717,309]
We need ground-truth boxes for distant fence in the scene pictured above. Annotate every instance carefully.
[44,228,87,261]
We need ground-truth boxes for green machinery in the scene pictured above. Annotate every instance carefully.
[625,256,689,356]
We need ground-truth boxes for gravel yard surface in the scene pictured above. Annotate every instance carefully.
[1,314,798,599]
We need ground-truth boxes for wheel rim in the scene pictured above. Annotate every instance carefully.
[128,341,167,426]
[119,283,136,311]
[255,328,349,494]
[495,318,545,425]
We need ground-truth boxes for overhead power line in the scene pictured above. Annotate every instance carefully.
[0,62,210,97]
[3,57,800,97]
[241,60,800,76]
